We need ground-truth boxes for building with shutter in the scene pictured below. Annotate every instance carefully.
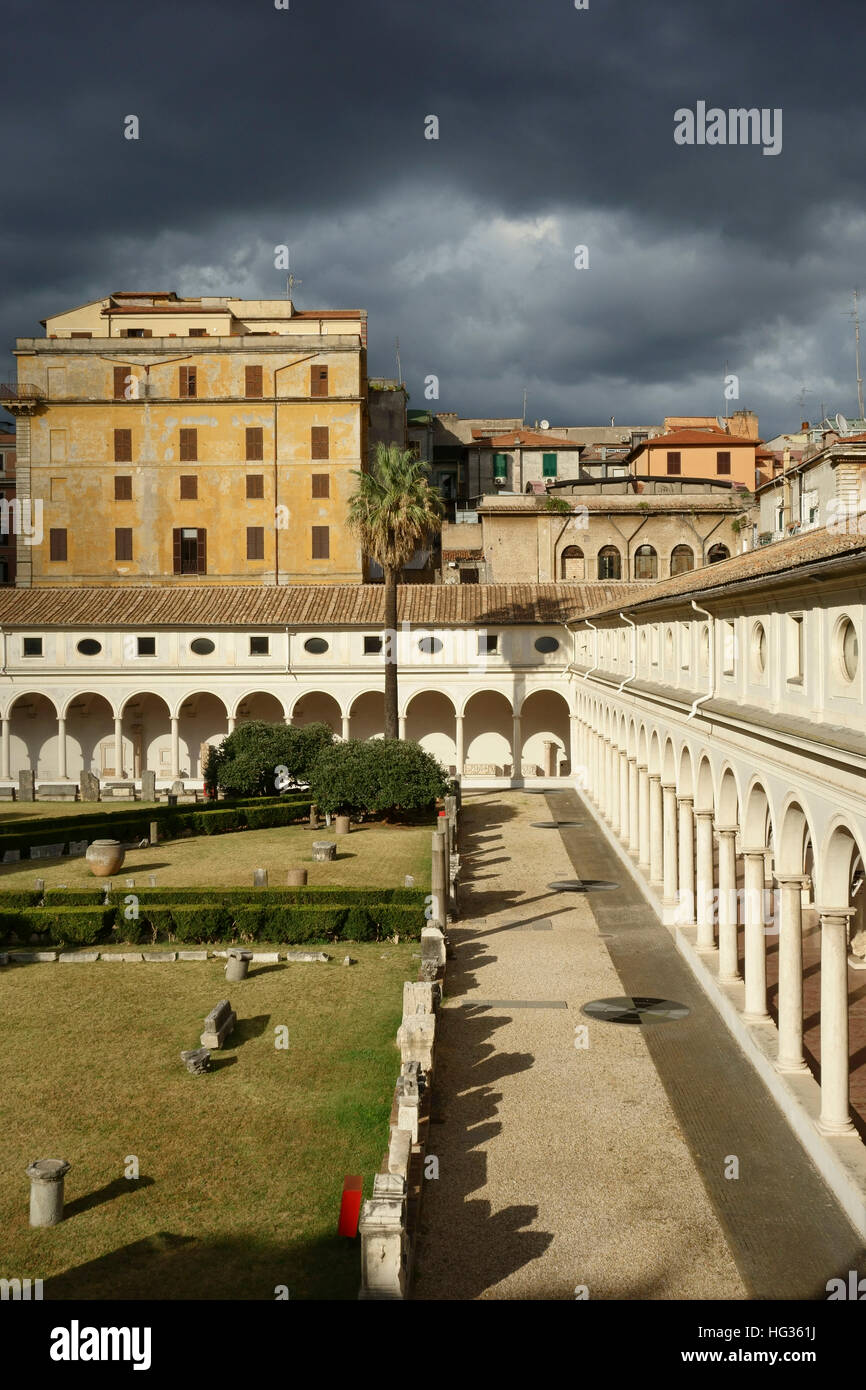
[0,426,17,585]
[0,291,368,586]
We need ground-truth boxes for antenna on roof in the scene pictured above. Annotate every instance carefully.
[842,289,865,418]
[286,272,302,302]
[836,412,851,435]
[395,338,403,386]
[522,387,527,425]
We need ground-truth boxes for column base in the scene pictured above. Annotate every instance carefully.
[848,954,866,971]
[816,1116,857,1137]
[718,971,741,985]
[741,1010,771,1024]
[775,1057,811,1076]
[694,940,717,955]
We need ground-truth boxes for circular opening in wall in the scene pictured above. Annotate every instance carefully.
[838,616,859,682]
[581,996,690,1025]
[76,639,102,656]
[534,636,560,653]
[190,637,215,656]
[418,636,443,654]
[751,621,766,676]
[304,638,329,655]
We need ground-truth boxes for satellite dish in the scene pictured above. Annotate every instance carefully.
[836,412,851,435]
[540,420,550,430]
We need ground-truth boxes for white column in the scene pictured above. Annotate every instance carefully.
[610,748,621,835]
[114,716,123,779]
[570,714,579,781]
[342,714,351,741]
[170,716,180,779]
[56,716,67,781]
[398,714,406,741]
[677,796,695,925]
[775,874,810,1074]
[662,783,678,905]
[716,826,740,982]
[648,775,663,883]
[455,714,464,775]
[628,758,638,854]
[605,741,614,822]
[227,715,236,733]
[618,752,628,840]
[1,715,10,781]
[816,907,856,1135]
[637,765,650,869]
[742,847,770,1021]
[591,731,600,803]
[695,811,716,951]
[512,714,521,779]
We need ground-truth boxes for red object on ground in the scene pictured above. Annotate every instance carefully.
[338,1175,363,1237]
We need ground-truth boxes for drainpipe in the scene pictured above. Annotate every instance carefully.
[617,612,636,692]
[0,627,6,674]
[285,626,292,673]
[688,599,714,719]
[581,619,599,681]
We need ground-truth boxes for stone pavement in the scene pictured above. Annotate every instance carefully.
[411,788,866,1300]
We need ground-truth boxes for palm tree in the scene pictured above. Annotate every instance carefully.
[347,442,444,738]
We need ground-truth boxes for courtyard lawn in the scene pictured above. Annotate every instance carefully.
[1,944,415,1299]
[0,820,432,892]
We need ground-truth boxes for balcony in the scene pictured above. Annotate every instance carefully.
[0,383,44,414]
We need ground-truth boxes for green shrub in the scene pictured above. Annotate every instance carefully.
[140,906,175,942]
[310,738,449,817]
[0,889,43,909]
[31,906,116,945]
[169,906,234,943]
[0,909,31,940]
[43,889,105,907]
[206,721,335,798]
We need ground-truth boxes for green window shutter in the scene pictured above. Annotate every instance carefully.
[493,452,508,479]
[542,453,557,478]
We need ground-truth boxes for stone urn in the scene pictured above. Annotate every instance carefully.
[335,815,351,836]
[225,949,252,983]
[85,839,125,877]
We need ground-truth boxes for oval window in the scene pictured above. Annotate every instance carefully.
[190,638,215,656]
[304,637,329,655]
[418,636,443,654]
[77,639,102,656]
[752,622,766,675]
[839,617,859,682]
[535,636,559,654]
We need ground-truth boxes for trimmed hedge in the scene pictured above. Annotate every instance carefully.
[0,797,313,858]
[0,889,43,909]
[2,906,117,945]
[105,886,426,907]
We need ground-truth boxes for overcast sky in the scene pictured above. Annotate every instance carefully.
[2,0,864,437]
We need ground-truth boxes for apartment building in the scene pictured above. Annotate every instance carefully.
[1,291,368,586]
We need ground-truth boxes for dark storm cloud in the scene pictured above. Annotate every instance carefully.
[2,0,866,433]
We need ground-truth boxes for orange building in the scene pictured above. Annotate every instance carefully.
[626,427,758,490]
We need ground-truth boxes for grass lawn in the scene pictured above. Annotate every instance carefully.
[0,820,432,892]
[1,944,415,1299]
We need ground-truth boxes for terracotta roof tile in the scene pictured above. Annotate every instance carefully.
[0,582,643,630]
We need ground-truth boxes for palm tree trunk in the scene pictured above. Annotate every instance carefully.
[384,565,399,739]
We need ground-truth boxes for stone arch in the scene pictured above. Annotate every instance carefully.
[234,690,288,723]
[661,737,677,785]
[819,819,866,907]
[670,544,694,576]
[63,692,116,781]
[678,744,694,799]
[519,688,570,776]
[777,797,817,878]
[708,543,730,564]
[648,729,662,777]
[743,777,775,850]
[292,690,342,734]
[695,755,714,814]
[634,543,658,580]
[560,545,585,580]
[119,691,172,779]
[176,691,229,779]
[8,691,60,780]
[463,689,513,773]
[597,544,621,580]
[404,689,456,768]
[717,765,740,826]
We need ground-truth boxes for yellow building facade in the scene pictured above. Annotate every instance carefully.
[5,291,368,586]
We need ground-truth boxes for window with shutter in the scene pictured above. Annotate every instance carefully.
[311,473,330,498]
[311,526,330,559]
[115,528,133,561]
[180,475,198,499]
[246,474,264,499]
[310,365,329,397]
[179,429,197,461]
[245,365,263,397]
[113,366,129,400]
[179,366,197,398]
[716,451,731,475]
[245,427,263,461]
[311,426,329,459]
[196,529,207,574]
[49,528,68,562]
[542,453,557,478]
[493,453,508,479]
[71,332,92,338]
[114,476,132,500]
[247,526,265,560]
[666,452,681,475]
[114,429,132,462]
[173,528,182,574]
[189,329,207,337]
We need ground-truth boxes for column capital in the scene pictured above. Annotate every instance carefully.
[741,844,769,859]
[676,794,694,807]
[661,781,677,793]
[648,771,661,784]
[694,808,714,821]
[816,906,857,925]
[774,872,808,887]
[715,822,739,836]
[637,762,648,773]
[627,755,637,765]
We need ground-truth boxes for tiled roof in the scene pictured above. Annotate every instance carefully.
[479,495,746,513]
[573,527,866,622]
[639,429,757,448]
[473,429,581,449]
[0,582,643,630]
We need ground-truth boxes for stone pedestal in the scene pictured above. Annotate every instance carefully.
[141,769,156,802]
[18,770,35,803]
[180,1047,211,1075]
[335,815,350,835]
[225,951,252,983]
[309,803,319,829]
[312,841,336,862]
[26,1158,70,1227]
[253,868,268,888]
[79,771,100,802]
[358,1174,408,1300]
[287,868,308,886]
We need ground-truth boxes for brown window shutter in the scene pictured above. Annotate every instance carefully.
[113,366,128,399]
[246,474,264,499]
[143,330,152,338]
[717,451,731,475]
[114,476,132,500]
[189,329,207,337]
[666,451,681,475]
[115,527,133,561]
[173,528,182,573]
[310,365,329,397]
[196,529,207,574]
[246,526,265,560]
[179,428,197,461]
[114,428,132,462]
[71,331,92,339]
[180,475,198,500]
[245,427,263,461]
[311,525,330,559]
[49,528,68,562]
[311,426,329,459]
[311,473,330,498]
[179,366,197,397]
[245,365,263,397]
